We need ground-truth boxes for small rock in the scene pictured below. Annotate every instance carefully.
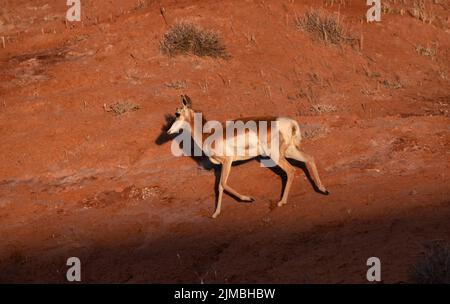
[409,190,418,196]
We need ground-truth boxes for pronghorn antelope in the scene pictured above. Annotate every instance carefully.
[167,95,329,218]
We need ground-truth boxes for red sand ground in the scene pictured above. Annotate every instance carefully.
[0,0,449,283]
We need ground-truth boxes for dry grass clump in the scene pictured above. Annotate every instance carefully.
[310,104,337,114]
[160,22,228,58]
[380,0,436,23]
[165,80,188,90]
[382,79,402,90]
[296,10,352,45]
[135,0,151,10]
[301,124,330,140]
[408,0,435,24]
[410,241,450,284]
[323,0,349,7]
[106,101,140,115]
[416,44,436,57]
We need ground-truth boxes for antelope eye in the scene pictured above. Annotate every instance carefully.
[175,112,180,117]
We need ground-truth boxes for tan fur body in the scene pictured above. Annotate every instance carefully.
[168,95,328,218]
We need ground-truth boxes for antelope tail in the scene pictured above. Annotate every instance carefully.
[291,120,302,147]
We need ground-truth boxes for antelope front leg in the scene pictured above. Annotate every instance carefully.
[223,185,255,202]
[212,159,232,218]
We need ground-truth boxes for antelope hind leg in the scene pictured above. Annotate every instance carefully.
[285,146,329,194]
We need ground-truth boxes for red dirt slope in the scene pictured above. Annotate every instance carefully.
[0,0,449,283]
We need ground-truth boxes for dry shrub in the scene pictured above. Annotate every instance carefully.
[301,124,330,140]
[106,101,140,115]
[416,45,436,57]
[410,241,450,284]
[310,104,337,114]
[382,79,402,89]
[165,80,187,89]
[323,0,350,7]
[408,0,435,24]
[160,22,228,58]
[297,10,353,45]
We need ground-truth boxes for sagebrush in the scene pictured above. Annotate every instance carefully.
[297,10,353,45]
[161,22,228,58]
[106,101,140,115]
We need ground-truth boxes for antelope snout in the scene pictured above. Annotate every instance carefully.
[167,124,178,135]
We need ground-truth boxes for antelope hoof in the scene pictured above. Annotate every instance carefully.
[318,186,329,195]
[277,201,287,207]
[241,196,255,202]
[212,212,220,219]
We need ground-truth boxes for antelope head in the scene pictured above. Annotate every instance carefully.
[167,94,194,135]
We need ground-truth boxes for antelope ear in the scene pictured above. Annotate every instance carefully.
[180,95,187,107]
[181,94,192,108]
